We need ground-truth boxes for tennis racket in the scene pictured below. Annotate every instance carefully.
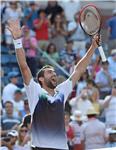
[79,4,107,62]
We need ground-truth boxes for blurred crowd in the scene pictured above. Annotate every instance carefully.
[1,1,116,150]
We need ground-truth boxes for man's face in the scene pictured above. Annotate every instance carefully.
[43,68,58,89]
[5,102,13,115]
[14,92,23,101]
[8,136,17,145]
[11,77,18,84]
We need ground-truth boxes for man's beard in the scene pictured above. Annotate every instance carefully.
[45,78,57,89]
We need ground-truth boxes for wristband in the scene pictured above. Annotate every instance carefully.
[13,38,23,49]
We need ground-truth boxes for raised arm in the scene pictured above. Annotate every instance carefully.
[7,19,32,85]
[69,35,100,88]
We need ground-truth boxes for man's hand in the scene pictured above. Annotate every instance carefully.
[91,34,101,49]
[7,19,22,39]
[7,19,32,85]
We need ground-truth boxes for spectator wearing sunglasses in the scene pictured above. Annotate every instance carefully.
[17,124,31,150]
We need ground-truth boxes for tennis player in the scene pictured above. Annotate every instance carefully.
[7,19,100,150]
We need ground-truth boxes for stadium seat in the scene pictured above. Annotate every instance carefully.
[1,54,10,65]
[1,45,9,54]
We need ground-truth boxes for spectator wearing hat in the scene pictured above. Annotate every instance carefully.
[106,128,116,148]
[108,49,116,81]
[2,71,19,104]
[1,130,18,150]
[1,101,21,137]
[95,61,113,99]
[70,110,84,150]
[81,108,108,149]
[13,89,24,118]
[106,9,116,50]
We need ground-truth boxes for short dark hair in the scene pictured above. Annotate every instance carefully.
[14,89,22,94]
[22,114,31,127]
[4,101,13,106]
[36,65,54,85]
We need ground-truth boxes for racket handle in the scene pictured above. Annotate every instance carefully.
[98,46,107,62]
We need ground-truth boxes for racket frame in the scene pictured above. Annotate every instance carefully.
[79,4,102,36]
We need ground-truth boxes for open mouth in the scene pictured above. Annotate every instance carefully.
[51,76,57,83]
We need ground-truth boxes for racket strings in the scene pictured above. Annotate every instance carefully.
[80,6,101,35]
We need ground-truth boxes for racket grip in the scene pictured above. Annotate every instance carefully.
[98,46,107,62]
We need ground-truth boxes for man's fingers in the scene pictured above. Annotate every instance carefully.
[7,19,20,29]
[93,34,101,46]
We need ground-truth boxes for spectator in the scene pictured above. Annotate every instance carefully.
[46,43,60,63]
[95,61,113,99]
[22,114,32,145]
[69,89,93,115]
[2,71,19,104]
[33,9,50,50]
[50,14,68,51]
[22,26,38,77]
[76,70,88,96]
[106,9,116,50]
[106,128,116,148]
[92,55,101,78]
[59,39,76,72]
[60,0,81,23]
[1,101,21,137]
[81,108,108,149]
[22,114,31,130]
[17,124,31,150]
[86,79,100,114]
[19,97,30,119]
[1,130,18,150]
[2,2,22,22]
[24,2,38,30]
[13,89,24,118]
[64,112,74,150]
[67,12,87,53]
[3,2,22,47]
[108,49,116,81]
[45,0,64,24]
[104,84,116,128]
[70,110,83,150]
